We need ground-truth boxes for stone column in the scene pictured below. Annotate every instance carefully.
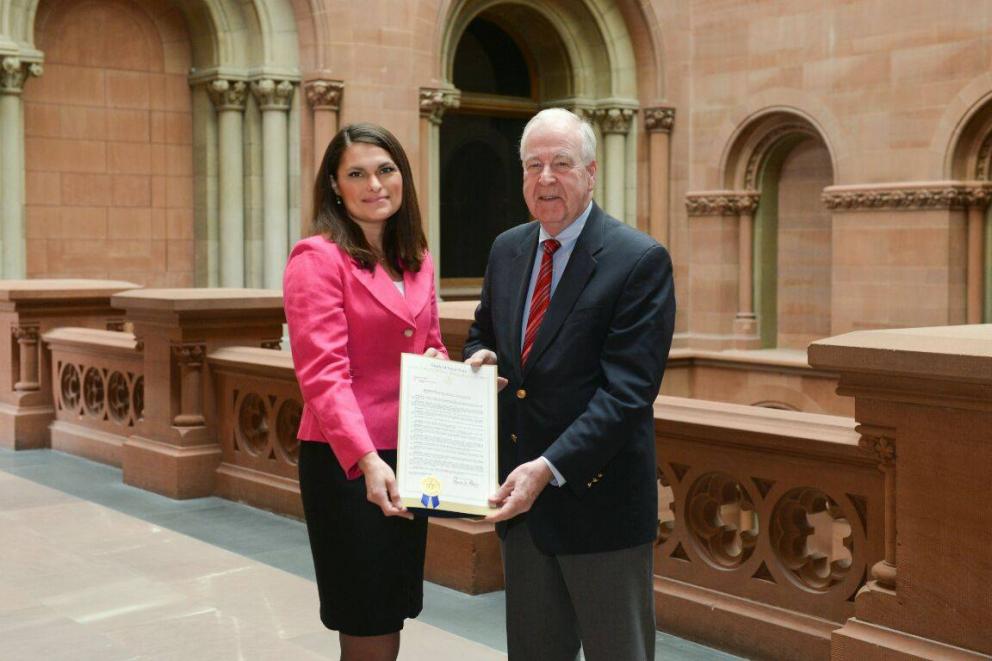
[172,343,206,428]
[644,107,675,245]
[418,87,460,290]
[965,186,988,324]
[304,79,343,173]
[733,192,761,346]
[251,79,295,289]
[592,107,635,222]
[0,57,42,278]
[858,426,897,591]
[12,324,40,392]
[207,79,248,287]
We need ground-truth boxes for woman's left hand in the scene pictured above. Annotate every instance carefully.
[423,347,446,360]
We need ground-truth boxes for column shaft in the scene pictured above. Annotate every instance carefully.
[218,109,245,286]
[603,131,626,221]
[648,130,670,244]
[261,108,289,289]
[967,204,984,324]
[0,92,24,277]
[738,210,755,318]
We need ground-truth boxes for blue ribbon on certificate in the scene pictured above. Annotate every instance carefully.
[421,493,440,508]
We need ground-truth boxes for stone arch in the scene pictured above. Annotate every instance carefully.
[943,81,992,323]
[723,110,835,349]
[438,0,640,101]
[3,0,299,71]
[426,0,646,295]
[3,0,303,283]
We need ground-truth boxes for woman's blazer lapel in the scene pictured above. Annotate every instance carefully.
[348,259,432,327]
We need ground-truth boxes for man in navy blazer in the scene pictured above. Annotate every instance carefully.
[464,108,676,661]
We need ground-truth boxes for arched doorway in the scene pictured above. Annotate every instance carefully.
[725,113,835,349]
[435,0,640,298]
[439,14,537,292]
[948,99,992,323]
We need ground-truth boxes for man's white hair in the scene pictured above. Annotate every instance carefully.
[519,108,597,165]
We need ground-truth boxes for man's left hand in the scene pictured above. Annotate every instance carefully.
[485,458,553,522]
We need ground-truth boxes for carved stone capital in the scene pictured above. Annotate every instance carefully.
[206,79,248,112]
[251,79,295,111]
[822,181,992,211]
[644,106,675,133]
[593,107,636,135]
[419,87,460,125]
[11,324,39,343]
[685,190,761,216]
[304,79,344,111]
[1,57,43,96]
[172,343,205,367]
[857,425,896,468]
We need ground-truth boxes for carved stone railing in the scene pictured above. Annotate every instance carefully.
[42,328,143,467]
[653,396,883,660]
[0,279,139,449]
[208,346,304,517]
[810,324,992,659]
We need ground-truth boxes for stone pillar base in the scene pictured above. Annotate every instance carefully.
[215,463,303,519]
[732,316,762,350]
[0,402,54,450]
[831,619,988,660]
[425,518,503,594]
[654,576,835,660]
[122,435,221,499]
[50,420,124,467]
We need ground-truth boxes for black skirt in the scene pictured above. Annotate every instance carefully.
[298,442,428,636]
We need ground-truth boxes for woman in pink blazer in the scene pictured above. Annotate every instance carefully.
[283,123,447,661]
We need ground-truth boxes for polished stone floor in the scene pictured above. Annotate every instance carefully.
[0,448,741,660]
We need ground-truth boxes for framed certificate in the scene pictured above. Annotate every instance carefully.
[396,353,498,516]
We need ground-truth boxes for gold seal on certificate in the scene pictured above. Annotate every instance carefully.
[396,353,498,516]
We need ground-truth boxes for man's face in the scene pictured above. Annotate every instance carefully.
[521,121,596,236]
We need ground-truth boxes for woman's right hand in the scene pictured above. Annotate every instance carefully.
[357,452,413,519]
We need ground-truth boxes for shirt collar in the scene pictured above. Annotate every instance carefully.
[538,201,593,246]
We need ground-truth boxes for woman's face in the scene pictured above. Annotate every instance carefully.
[333,142,403,228]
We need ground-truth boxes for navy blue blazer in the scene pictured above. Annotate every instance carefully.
[464,203,676,554]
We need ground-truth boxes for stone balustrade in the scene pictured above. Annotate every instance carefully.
[11,284,986,658]
[652,396,883,659]
[43,327,142,467]
[0,279,139,449]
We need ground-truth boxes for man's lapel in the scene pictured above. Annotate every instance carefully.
[507,222,541,382]
[521,204,605,377]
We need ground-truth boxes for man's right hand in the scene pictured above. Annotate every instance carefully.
[465,349,508,390]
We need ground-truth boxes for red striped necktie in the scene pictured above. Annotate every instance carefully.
[521,238,561,367]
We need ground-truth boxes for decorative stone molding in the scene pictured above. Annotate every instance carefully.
[419,87,460,125]
[250,79,295,111]
[858,428,895,468]
[206,79,248,111]
[822,181,992,211]
[644,106,675,133]
[0,57,43,95]
[304,79,344,111]
[685,190,760,216]
[593,107,636,135]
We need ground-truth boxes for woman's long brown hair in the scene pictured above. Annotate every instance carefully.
[312,123,427,272]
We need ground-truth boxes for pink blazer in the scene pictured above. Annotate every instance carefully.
[283,236,448,478]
